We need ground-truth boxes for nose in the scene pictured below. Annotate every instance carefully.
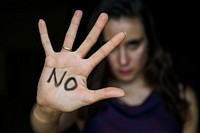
[118,46,129,66]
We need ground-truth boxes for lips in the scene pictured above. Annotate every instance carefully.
[118,69,132,76]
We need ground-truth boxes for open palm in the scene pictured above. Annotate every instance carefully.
[36,10,126,113]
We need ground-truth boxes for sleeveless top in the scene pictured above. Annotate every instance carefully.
[83,91,182,133]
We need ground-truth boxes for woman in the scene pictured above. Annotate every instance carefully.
[30,0,198,133]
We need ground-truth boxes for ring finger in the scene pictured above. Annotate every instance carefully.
[61,10,83,52]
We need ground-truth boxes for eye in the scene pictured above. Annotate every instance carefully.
[110,46,119,54]
[126,40,141,50]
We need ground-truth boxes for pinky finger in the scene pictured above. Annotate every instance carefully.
[38,19,54,56]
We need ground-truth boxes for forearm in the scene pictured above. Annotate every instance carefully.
[30,104,62,133]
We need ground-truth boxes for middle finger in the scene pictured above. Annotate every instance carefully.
[76,13,108,58]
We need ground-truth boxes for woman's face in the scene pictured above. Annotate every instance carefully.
[103,17,148,83]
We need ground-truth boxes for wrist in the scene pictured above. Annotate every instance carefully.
[33,104,62,123]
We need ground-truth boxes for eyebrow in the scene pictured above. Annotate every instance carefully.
[126,37,144,45]
[103,36,144,45]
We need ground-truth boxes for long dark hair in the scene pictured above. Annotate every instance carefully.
[85,0,188,123]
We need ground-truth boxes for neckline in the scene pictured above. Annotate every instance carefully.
[108,90,161,117]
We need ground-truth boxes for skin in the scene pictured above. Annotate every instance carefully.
[104,17,152,106]
[31,10,126,133]
[31,10,199,133]
[105,17,148,83]
[36,10,126,113]
[104,17,199,132]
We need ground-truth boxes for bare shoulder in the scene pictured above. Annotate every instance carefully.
[178,84,197,102]
[179,84,199,133]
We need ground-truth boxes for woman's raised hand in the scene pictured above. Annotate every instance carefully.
[36,10,126,113]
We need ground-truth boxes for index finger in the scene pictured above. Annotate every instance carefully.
[87,31,126,70]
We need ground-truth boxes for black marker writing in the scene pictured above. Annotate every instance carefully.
[64,77,78,90]
[47,68,78,91]
[47,68,67,87]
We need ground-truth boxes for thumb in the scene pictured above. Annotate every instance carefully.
[82,87,125,106]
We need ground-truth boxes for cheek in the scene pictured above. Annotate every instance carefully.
[107,53,118,69]
[130,46,147,67]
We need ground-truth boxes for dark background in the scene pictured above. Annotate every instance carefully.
[0,0,199,132]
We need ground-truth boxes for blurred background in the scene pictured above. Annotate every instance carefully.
[0,0,199,132]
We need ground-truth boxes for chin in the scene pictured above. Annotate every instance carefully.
[117,76,135,83]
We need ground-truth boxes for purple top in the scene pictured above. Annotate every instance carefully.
[83,91,182,133]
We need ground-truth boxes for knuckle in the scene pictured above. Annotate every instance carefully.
[44,40,50,45]
[109,39,117,48]
[98,47,107,58]
[65,34,74,44]
[94,24,102,30]
[85,36,95,44]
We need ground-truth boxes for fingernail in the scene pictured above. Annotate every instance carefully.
[100,13,108,21]
[38,19,44,27]
[123,31,127,36]
[75,10,82,17]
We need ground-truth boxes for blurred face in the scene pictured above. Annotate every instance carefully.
[103,17,148,83]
